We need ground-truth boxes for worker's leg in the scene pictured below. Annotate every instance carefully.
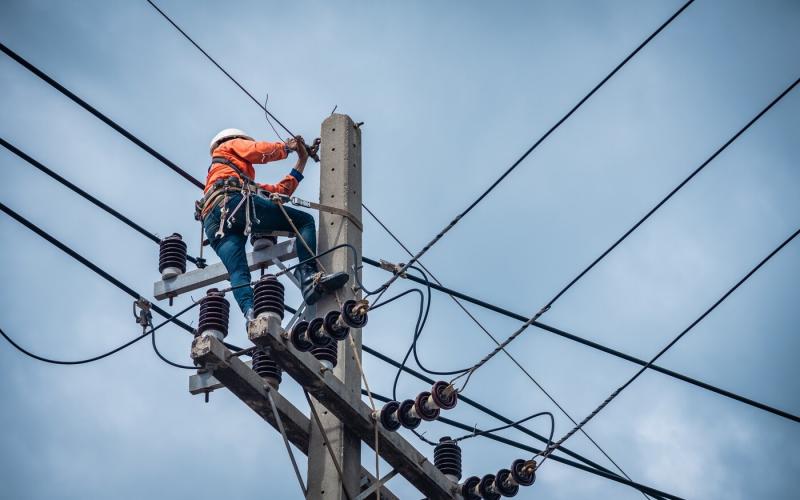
[203,196,253,314]
[210,233,252,313]
[251,196,316,263]
[251,196,347,305]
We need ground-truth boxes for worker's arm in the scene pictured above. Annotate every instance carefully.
[259,137,314,196]
[226,138,289,164]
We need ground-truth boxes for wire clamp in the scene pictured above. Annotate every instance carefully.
[133,298,152,333]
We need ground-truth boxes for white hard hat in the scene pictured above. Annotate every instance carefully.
[209,128,253,154]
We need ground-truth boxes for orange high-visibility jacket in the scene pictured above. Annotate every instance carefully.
[205,138,302,195]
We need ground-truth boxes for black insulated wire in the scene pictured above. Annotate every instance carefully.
[540,227,800,466]
[372,0,695,295]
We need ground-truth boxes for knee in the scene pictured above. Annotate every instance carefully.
[297,211,316,231]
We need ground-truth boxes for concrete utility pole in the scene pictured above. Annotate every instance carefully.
[307,113,364,500]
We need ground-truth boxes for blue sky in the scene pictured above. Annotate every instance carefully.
[1,0,798,498]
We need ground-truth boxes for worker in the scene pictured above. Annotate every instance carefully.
[199,128,349,319]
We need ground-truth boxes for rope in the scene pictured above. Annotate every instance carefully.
[266,389,308,497]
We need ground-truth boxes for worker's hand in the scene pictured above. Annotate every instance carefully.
[285,136,302,153]
[295,135,309,161]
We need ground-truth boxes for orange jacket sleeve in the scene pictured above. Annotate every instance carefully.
[259,171,302,197]
[227,138,289,164]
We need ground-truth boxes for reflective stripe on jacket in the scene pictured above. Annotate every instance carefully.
[205,137,300,195]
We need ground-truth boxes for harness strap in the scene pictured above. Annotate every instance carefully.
[210,156,255,184]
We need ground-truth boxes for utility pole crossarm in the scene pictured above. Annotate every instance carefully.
[248,325,461,499]
[190,335,399,500]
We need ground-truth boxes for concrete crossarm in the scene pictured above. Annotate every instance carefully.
[154,239,296,300]
[190,335,398,500]
[247,323,462,499]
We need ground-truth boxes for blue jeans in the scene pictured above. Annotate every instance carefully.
[203,193,317,314]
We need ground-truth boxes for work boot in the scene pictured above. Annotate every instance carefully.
[294,263,349,305]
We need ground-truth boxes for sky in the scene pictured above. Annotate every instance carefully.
[0,0,798,498]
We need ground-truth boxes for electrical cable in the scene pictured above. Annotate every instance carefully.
[453,410,554,448]
[0,136,202,265]
[144,0,319,160]
[0,42,205,190]
[0,300,198,365]
[362,345,621,478]
[363,255,800,423]
[366,390,684,500]
[539,227,800,468]
[0,202,244,353]
[371,0,695,298]
[361,208,648,490]
[453,75,800,390]
[150,318,196,369]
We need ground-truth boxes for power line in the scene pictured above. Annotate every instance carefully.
[144,0,296,141]
[0,41,205,190]
[455,75,800,388]
[362,207,646,491]
[0,136,201,265]
[360,344,622,478]
[373,0,695,295]
[0,300,198,365]
[0,202,243,353]
[541,227,800,465]
[0,146,631,485]
[366,390,684,500]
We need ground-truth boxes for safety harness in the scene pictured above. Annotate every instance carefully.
[196,157,363,240]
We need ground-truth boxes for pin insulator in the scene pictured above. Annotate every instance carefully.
[197,288,230,339]
[159,233,187,279]
[253,274,285,319]
[311,338,337,368]
[397,399,421,429]
[494,468,519,497]
[431,380,458,410]
[290,321,313,352]
[460,476,481,500]
[252,347,282,387]
[478,474,501,500]
[323,310,350,341]
[379,401,402,431]
[510,459,535,487]
[434,437,462,481]
[340,299,368,328]
[414,391,440,421]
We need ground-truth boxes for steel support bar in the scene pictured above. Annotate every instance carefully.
[154,239,296,300]
[189,335,398,500]
[362,257,800,423]
[248,326,460,499]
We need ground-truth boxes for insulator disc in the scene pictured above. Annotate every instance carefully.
[198,289,230,338]
[434,437,462,480]
[431,380,458,410]
[158,233,187,274]
[510,459,535,487]
[290,321,313,352]
[253,274,285,319]
[478,474,501,500]
[495,468,519,497]
[311,338,337,367]
[414,391,440,421]
[398,399,421,429]
[379,401,402,432]
[323,310,350,341]
[252,347,282,385]
[461,476,481,500]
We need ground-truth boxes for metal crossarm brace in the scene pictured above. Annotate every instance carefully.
[248,324,460,499]
[189,335,398,500]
